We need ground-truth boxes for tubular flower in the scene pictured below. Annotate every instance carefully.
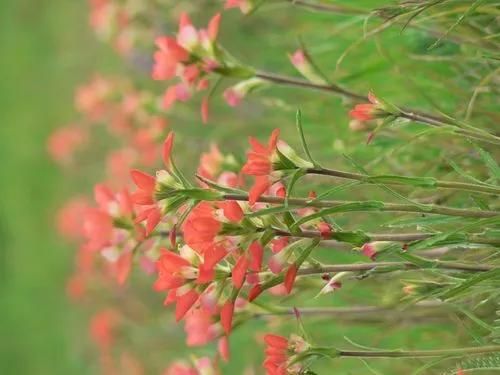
[130,132,184,235]
[182,201,245,269]
[152,13,223,122]
[288,49,326,85]
[263,334,309,375]
[224,0,254,14]
[82,184,135,252]
[162,356,218,375]
[184,306,218,347]
[349,92,381,122]
[242,129,282,204]
[360,241,391,261]
[242,129,312,205]
[154,246,214,321]
[223,77,267,107]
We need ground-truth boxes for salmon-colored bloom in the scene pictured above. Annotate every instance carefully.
[56,197,89,240]
[224,0,252,13]
[153,13,222,122]
[263,334,289,375]
[182,201,244,268]
[184,306,218,346]
[47,126,88,164]
[349,92,380,122]
[130,132,178,235]
[242,129,281,204]
[89,309,118,352]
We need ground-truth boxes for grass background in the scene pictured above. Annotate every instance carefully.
[0,0,494,374]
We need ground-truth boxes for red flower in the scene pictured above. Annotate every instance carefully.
[263,334,289,375]
[242,129,281,205]
[89,309,118,352]
[242,128,280,176]
[349,92,379,121]
[130,132,176,235]
[183,202,222,254]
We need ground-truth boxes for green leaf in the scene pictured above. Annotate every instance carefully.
[331,231,370,246]
[170,157,192,188]
[343,154,431,210]
[364,175,436,187]
[448,158,495,187]
[296,109,320,167]
[476,145,500,182]
[312,181,360,202]
[428,0,487,50]
[196,174,247,195]
[385,215,463,228]
[290,201,385,232]
[440,268,500,300]
[246,205,294,218]
[214,65,256,79]
[285,168,306,206]
[179,188,223,201]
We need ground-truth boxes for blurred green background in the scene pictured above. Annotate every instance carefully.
[0,1,120,373]
[0,0,496,374]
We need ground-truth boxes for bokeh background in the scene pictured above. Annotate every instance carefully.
[0,1,119,373]
[1,0,498,374]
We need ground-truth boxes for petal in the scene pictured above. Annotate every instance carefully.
[220,201,243,222]
[162,131,175,168]
[208,13,221,41]
[284,264,298,294]
[146,207,162,236]
[248,284,262,302]
[231,255,249,289]
[220,301,234,335]
[268,128,280,150]
[264,334,288,349]
[130,169,155,191]
[175,289,199,321]
[249,241,263,272]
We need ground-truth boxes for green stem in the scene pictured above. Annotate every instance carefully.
[269,228,500,246]
[223,193,500,219]
[306,167,500,195]
[294,261,497,274]
[319,345,500,358]
[255,71,500,145]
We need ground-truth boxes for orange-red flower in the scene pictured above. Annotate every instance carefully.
[242,129,281,204]
[130,132,176,235]
[263,334,289,375]
[349,92,379,122]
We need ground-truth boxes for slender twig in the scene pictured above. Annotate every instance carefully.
[255,71,500,145]
[294,261,497,274]
[269,228,500,246]
[331,345,500,358]
[306,167,500,195]
[253,300,447,318]
[223,193,500,218]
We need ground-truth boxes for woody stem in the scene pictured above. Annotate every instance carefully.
[294,261,497,274]
[316,345,500,358]
[255,71,499,144]
[222,193,500,219]
[305,168,500,195]
[253,300,447,318]
[267,228,500,246]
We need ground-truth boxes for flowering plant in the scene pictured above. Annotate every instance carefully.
[49,1,500,373]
